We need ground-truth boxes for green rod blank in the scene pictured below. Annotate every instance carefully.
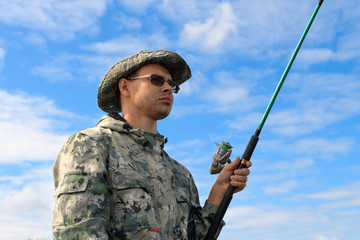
[258,2,323,131]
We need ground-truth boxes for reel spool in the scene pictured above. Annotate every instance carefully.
[210,142,233,174]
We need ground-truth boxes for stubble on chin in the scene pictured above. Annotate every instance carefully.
[153,107,172,120]
[137,96,173,121]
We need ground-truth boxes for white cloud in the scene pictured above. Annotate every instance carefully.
[263,180,299,195]
[0,0,110,40]
[29,32,174,83]
[0,89,90,239]
[177,70,207,96]
[225,112,263,132]
[83,33,172,58]
[296,27,360,67]
[165,138,210,166]
[170,103,209,119]
[0,166,54,240]
[84,36,150,55]
[1,180,53,216]
[180,2,238,51]
[175,0,360,64]
[158,0,209,22]
[206,86,247,108]
[222,205,337,240]
[297,48,335,67]
[0,89,80,162]
[254,157,315,174]
[113,14,143,30]
[261,137,353,160]
[24,32,48,46]
[0,176,54,240]
[250,157,315,185]
[0,122,69,162]
[118,0,157,13]
[222,180,360,239]
[226,72,360,137]
[308,188,355,201]
[224,205,314,230]
[117,0,216,23]
[172,66,261,118]
[201,70,261,113]
[312,236,339,240]
[0,90,75,237]
[336,24,360,62]
[31,53,117,82]
[177,0,317,56]
[31,54,75,81]
[305,182,360,210]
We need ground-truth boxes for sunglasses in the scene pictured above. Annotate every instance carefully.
[127,74,180,94]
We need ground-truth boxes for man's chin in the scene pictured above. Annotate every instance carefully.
[155,109,171,120]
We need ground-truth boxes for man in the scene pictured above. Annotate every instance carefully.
[52,50,251,239]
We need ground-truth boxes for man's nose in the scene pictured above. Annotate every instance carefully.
[162,81,173,92]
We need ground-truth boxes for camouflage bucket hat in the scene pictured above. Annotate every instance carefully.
[97,49,192,113]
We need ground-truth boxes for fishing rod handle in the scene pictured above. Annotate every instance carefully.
[239,128,260,169]
[204,130,260,240]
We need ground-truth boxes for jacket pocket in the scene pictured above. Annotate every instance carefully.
[111,168,152,192]
[53,172,90,227]
[108,169,161,235]
[55,172,89,197]
[175,185,191,218]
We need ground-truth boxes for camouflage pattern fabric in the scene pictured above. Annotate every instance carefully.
[52,113,224,239]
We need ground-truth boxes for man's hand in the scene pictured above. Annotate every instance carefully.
[208,157,251,206]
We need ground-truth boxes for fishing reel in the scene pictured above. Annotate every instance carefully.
[210,142,233,174]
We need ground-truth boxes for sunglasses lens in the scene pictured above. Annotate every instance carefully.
[149,74,180,94]
[150,75,165,86]
[172,84,180,93]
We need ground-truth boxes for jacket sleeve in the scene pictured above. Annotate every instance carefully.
[188,174,225,240]
[52,130,110,239]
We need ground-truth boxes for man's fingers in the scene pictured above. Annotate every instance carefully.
[224,157,240,171]
[230,175,248,182]
[230,181,247,192]
[227,158,252,170]
[246,160,252,168]
[234,168,250,176]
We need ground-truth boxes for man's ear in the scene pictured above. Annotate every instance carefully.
[118,78,130,97]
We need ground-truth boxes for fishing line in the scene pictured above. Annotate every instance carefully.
[205,1,325,239]
[237,1,312,120]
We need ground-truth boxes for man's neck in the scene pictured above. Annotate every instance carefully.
[121,113,158,134]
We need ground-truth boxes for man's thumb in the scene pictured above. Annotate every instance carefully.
[225,157,241,171]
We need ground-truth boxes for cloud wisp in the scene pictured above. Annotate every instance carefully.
[0,89,78,162]
[0,0,109,40]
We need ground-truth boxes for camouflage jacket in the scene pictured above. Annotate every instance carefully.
[52,113,223,239]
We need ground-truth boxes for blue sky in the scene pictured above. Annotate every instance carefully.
[0,0,359,239]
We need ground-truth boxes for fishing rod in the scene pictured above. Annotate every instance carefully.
[205,0,325,239]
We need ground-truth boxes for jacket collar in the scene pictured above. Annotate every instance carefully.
[97,113,167,151]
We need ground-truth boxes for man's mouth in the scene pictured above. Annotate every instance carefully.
[159,97,173,104]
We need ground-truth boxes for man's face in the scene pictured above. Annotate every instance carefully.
[122,63,174,121]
